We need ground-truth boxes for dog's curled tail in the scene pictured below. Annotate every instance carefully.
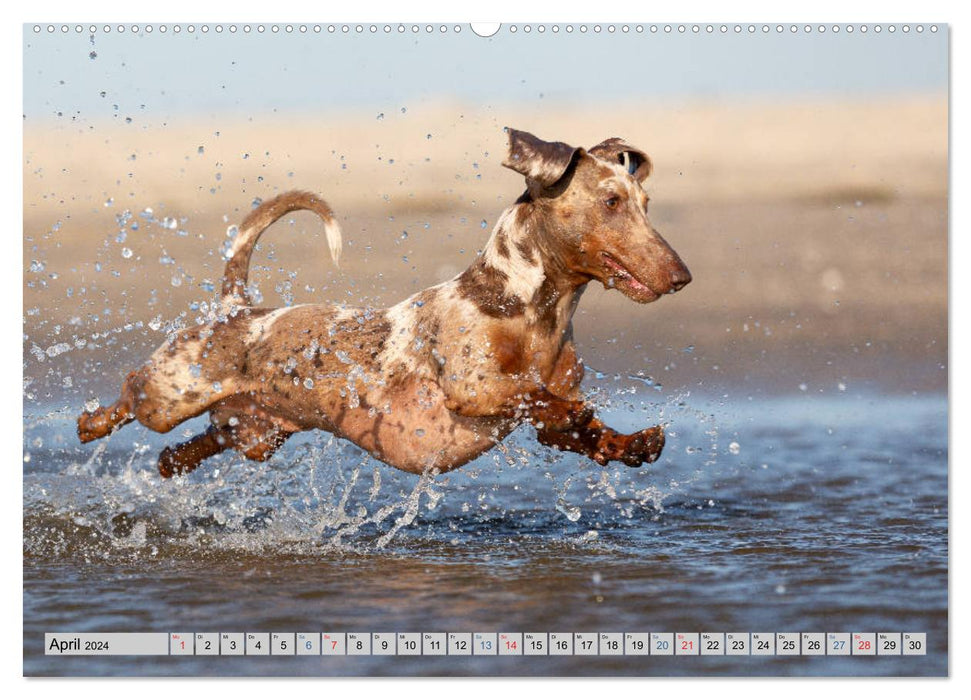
[220,190,342,305]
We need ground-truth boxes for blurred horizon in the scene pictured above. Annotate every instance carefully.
[23,24,947,123]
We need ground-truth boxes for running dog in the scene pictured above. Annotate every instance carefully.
[78,128,691,477]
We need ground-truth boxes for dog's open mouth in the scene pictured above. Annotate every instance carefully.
[601,252,659,301]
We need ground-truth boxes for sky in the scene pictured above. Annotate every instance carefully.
[22,23,948,123]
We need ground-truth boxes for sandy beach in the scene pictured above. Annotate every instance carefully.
[23,94,947,399]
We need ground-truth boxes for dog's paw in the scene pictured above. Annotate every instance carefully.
[77,412,96,444]
[77,407,116,443]
[617,425,665,467]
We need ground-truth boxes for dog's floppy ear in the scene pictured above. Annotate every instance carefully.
[589,137,653,183]
[502,128,583,189]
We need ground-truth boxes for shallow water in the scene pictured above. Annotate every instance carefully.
[23,387,947,676]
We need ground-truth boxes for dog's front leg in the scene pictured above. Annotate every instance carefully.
[442,387,592,428]
[535,416,665,467]
[507,388,664,467]
[509,389,596,431]
[524,346,665,466]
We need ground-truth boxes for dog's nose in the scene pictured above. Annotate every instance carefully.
[670,266,692,291]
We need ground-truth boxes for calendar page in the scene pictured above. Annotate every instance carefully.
[22,12,948,678]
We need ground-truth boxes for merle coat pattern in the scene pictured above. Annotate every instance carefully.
[78,128,691,477]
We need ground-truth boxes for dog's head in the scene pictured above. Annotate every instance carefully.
[503,128,691,303]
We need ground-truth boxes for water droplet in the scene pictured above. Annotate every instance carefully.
[729,441,740,455]
[376,112,384,120]
[228,416,239,427]
[480,220,488,229]
[197,146,205,154]
[415,428,425,437]
[558,504,581,522]
[303,378,315,389]
[121,247,133,259]
[89,51,97,60]
[46,343,70,358]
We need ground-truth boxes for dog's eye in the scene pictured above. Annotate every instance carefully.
[604,196,620,209]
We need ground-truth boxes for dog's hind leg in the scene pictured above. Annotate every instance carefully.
[157,425,234,478]
[233,423,294,462]
[156,410,295,477]
[209,397,296,462]
[78,399,134,443]
[78,365,216,442]
[77,369,145,443]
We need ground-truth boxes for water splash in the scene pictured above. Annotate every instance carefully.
[25,363,731,562]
